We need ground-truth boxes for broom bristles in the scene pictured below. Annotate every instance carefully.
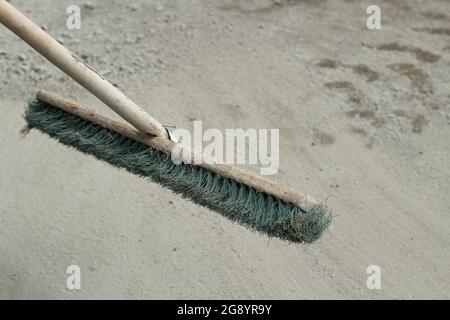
[24,99,332,243]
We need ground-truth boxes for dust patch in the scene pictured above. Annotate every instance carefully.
[222,103,246,121]
[388,63,433,95]
[346,109,385,128]
[422,11,448,21]
[374,42,441,63]
[380,0,411,12]
[429,103,440,111]
[316,59,339,69]
[365,137,375,149]
[350,126,368,137]
[324,81,355,90]
[316,59,380,82]
[324,81,362,106]
[219,0,323,14]
[391,110,430,133]
[414,27,450,36]
[311,128,336,146]
[350,64,380,82]
[393,110,408,117]
[410,49,440,63]
[350,126,376,149]
[411,114,429,133]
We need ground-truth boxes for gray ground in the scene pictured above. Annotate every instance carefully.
[1,0,449,299]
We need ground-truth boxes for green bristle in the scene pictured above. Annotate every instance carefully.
[24,99,331,243]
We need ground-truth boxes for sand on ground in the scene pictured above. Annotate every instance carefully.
[0,0,449,299]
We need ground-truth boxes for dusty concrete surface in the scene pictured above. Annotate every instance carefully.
[1,0,449,299]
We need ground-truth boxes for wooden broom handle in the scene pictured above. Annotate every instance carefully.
[0,0,167,137]
[36,89,318,211]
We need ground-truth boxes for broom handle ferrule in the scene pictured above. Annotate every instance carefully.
[0,0,167,137]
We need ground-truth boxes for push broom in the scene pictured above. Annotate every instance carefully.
[0,0,331,243]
